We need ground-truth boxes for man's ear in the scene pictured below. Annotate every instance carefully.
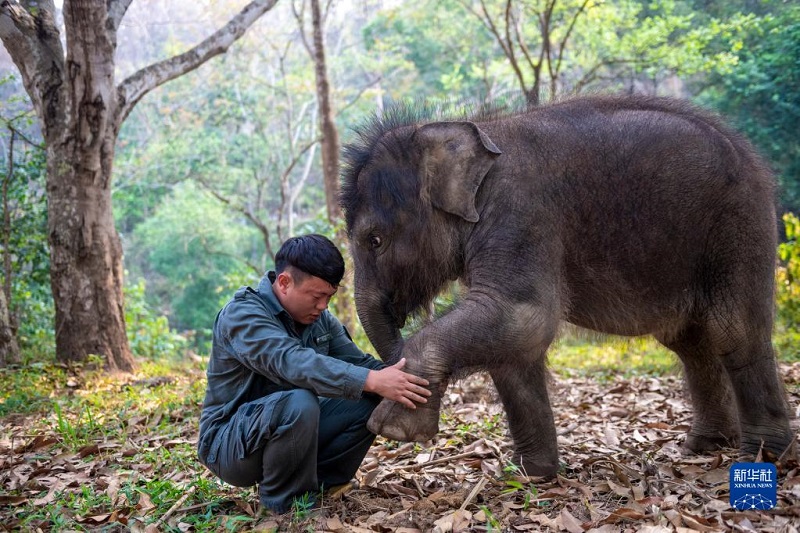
[276,271,292,294]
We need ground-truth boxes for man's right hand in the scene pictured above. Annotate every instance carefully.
[364,358,432,409]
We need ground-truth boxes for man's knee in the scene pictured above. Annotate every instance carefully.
[273,389,320,436]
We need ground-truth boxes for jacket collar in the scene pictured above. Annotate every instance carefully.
[257,271,286,317]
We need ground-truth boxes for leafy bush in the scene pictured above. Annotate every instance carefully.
[124,278,187,359]
[125,182,258,347]
[776,212,800,359]
[777,213,800,324]
[0,123,53,362]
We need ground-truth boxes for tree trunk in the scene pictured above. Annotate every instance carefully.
[310,0,341,223]
[47,139,134,371]
[40,0,136,371]
[0,286,20,367]
[1,0,279,371]
[306,0,357,332]
[2,127,20,366]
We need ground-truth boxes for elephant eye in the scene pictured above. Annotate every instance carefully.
[369,234,382,249]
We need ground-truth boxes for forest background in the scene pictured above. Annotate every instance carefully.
[1,1,800,531]
[0,0,799,368]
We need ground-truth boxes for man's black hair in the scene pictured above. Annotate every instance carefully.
[274,234,345,287]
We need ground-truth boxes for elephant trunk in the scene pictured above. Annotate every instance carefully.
[355,287,404,365]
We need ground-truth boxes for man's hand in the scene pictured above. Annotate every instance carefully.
[364,358,432,409]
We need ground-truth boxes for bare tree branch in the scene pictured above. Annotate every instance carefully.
[0,1,65,120]
[115,0,279,127]
[535,0,555,103]
[197,135,318,264]
[192,233,263,276]
[106,0,133,33]
[510,2,539,79]
[286,132,320,236]
[461,0,529,97]
[3,127,15,308]
[339,74,382,114]
[572,57,646,94]
[308,0,341,223]
[550,0,592,92]
[197,180,276,263]
[283,137,321,181]
[461,0,598,104]
[4,122,44,149]
[292,0,312,55]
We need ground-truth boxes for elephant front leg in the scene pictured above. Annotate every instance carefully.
[367,295,560,449]
[490,361,559,477]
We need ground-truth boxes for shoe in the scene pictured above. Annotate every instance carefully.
[324,480,358,501]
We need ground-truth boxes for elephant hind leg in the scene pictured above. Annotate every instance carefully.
[720,338,794,457]
[658,327,740,453]
[660,317,793,457]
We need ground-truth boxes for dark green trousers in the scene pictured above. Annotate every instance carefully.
[200,389,380,513]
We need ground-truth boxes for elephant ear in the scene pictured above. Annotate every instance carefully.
[414,121,502,223]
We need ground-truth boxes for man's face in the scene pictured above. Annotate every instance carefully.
[274,270,337,325]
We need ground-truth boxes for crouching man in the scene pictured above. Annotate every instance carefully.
[198,234,431,512]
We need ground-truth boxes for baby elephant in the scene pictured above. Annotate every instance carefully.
[340,95,795,476]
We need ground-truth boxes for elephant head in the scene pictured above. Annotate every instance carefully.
[341,119,501,364]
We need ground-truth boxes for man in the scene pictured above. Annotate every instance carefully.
[197,234,431,513]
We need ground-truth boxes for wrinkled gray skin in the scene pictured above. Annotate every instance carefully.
[340,95,795,476]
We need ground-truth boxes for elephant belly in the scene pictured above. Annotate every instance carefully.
[561,271,691,337]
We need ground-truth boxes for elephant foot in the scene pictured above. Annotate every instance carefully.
[513,452,559,479]
[682,430,739,454]
[367,398,440,442]
[739,427,796,459]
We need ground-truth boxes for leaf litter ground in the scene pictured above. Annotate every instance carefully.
[1,361,799,532]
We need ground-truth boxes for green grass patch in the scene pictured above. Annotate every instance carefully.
[548,332,678,379]
[548,324,800,379]
[0,362,68,417]
[0,356,231,531]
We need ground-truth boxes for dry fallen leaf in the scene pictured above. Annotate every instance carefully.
[559,507,585,533]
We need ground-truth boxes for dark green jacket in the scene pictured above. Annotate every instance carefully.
[198,272,385,454]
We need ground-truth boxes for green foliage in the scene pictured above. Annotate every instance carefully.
[548,332,678,379]
[127,181,259,347]
[125,278,188,359]
[686,0,784,19]
[1,0,789,369]
[776,212,800,358]
[362,0,497,100]
[480,504,502,531]
[0,358,258,531]
[698,4,800,210]
[361,0,762,104]
[11,280,55,361]
[567,0,756,95]
[0,88,53,361]
[290,492,317,523]
[52,400,105,448]
[501,476,540,511]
